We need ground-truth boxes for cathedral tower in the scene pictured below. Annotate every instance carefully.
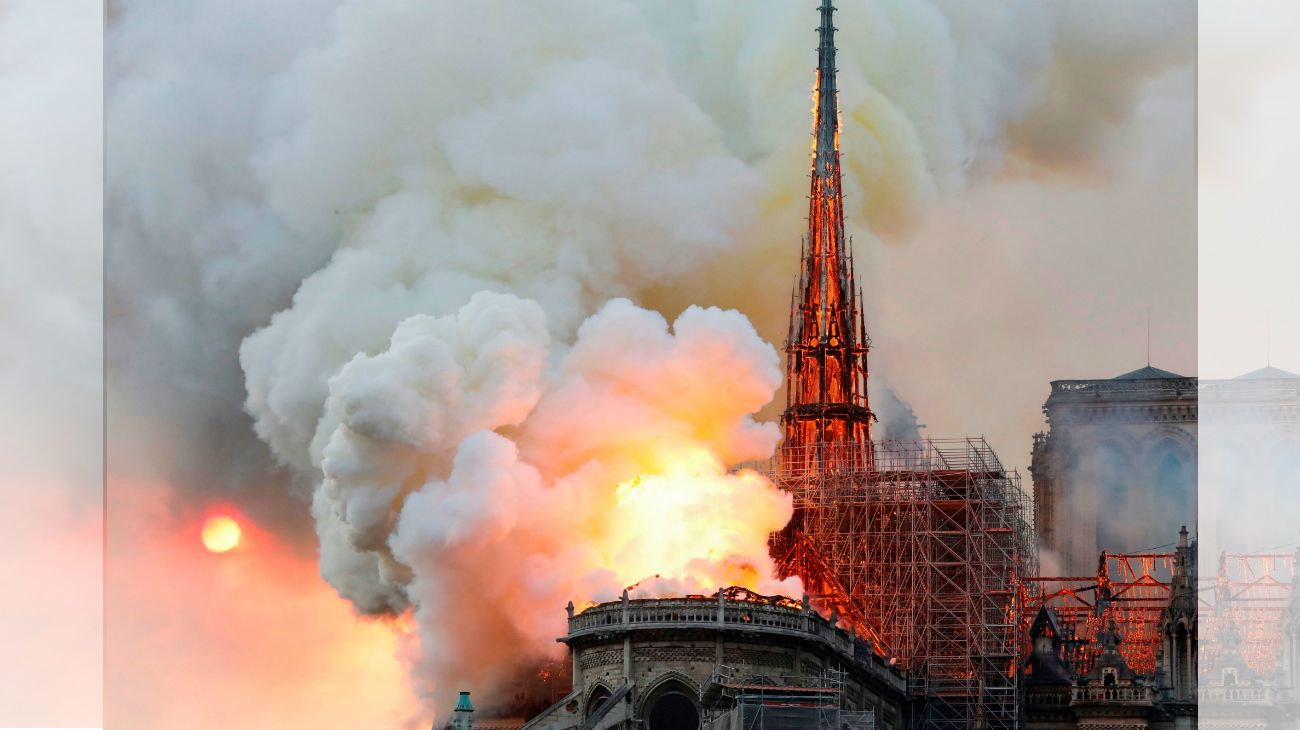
[782,0,875,468]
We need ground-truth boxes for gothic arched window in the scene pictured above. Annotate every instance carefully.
[1270,441,1300,504]
[1096,443,1133,552]
[1149,439,1193,528]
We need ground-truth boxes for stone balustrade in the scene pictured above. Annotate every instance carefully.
[565,589,885,678]
[570,594,816,638]
[1200,685,1272,703]
[1071,685,1153,704]
[1051,378,1198,396]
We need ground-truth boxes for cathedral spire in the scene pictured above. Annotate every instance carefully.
[782,0,874,466]
[814,0,840,185]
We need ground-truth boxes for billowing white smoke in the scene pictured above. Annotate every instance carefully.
[235,8,792,698]
[107,0,1193,715]
[271,292,794,697]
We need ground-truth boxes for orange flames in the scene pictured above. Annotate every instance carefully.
[601,448,795,597]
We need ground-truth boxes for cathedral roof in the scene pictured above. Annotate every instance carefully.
[1235,365,1300,380]
[1024,606,1073,684]
[1029,604,1060,635]
[1113,365,1187,380]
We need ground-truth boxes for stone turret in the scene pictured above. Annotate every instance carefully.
[1159,526,1197,701]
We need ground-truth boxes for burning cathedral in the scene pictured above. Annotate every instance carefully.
[454,3,1295,730]
[514,3,1028,728]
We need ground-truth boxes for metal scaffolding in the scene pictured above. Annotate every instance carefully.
[704,666,875,730]
[1023,551,1177,677]
[1201,550,1296,679]
[751,437,1034,730]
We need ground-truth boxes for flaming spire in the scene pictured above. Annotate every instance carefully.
[782,0,874,465]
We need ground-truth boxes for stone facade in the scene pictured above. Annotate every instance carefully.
[1032,366,1300,575]
[521,588,907,730]
[1030,366,1198,573]
[1198,645,1297,730]
[1198,367,1300,563]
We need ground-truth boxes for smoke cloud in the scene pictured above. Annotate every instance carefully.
[106,0,1194,720]
[1,0,103,726]
[263,292,795,697]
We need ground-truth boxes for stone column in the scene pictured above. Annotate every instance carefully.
[623,636,631,683]
[1168,630,1178,699]
[566,601,581,691]
[622,590,632,682]
[715,588,726,667]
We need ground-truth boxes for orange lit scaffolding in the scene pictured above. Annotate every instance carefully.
[756,439,1033,730]
[1201,550,1296,678]
[1023,551,1178,677]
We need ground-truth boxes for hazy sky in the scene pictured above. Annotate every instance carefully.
[1199,0,1300,379]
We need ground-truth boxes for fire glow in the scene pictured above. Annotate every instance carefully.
[201,514,242,553]
[606,448,788,594]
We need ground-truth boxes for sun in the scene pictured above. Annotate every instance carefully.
[201,515,242,553]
